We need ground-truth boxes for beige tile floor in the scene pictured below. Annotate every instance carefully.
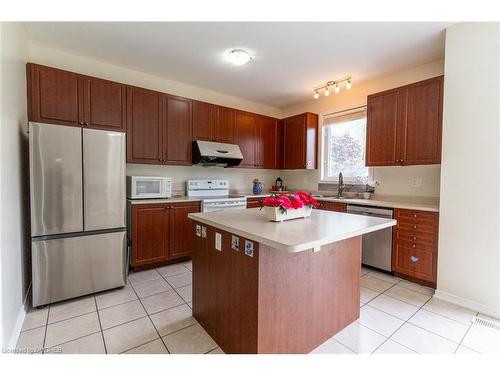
[16,263,500,354]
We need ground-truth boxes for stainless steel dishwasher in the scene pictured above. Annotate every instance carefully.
[347,205,394,272]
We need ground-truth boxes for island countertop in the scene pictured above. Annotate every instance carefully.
[188,208,396,253]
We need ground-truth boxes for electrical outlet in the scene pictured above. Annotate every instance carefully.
[411,178,422,188]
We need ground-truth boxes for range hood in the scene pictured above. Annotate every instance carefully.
[192,140,243,167]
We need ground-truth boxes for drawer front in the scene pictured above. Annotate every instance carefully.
[396,221,437,236]
[393,243,435,282]
[396,239,436,253]
[395,209,438,222]
[247,198,263,209]
[319,201,347,212]
[395,230,436,247]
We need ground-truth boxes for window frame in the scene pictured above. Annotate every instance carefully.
[320,110,373,184]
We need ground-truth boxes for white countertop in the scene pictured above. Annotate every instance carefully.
[314,195,439,212]
[128,197,201,205]
[242,193,439,212]
[188,208,396,253]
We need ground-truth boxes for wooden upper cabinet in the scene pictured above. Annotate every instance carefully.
[192,100,216,141]
[28,63,81,127]
[215,106,235,143]
[131,203,170,267]
[256,116,278,169]
[169,202,200,259]
[234,111,257,168]
[282,112,318,169]
[164,95,192,165]
[403,77,443,165]
[366,76,443,167]
[366,89,401,166]
[28,63,126,131]
[126,86,163,164]
[82,76,126,131]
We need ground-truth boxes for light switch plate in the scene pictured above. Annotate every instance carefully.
[215,232,222,251]
[195,225,201,237]
[201,226,207,238]
[231,235,239,251]
[411,178,422,188]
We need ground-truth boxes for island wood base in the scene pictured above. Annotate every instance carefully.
[191,223,361,354]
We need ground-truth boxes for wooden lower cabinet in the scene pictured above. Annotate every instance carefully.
[130,201,201,269]
[392,208,439,287]
[318,201,347,212]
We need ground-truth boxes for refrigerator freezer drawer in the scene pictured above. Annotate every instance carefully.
[32,231,127,307]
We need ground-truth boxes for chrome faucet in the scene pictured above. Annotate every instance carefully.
[338,172,345,198]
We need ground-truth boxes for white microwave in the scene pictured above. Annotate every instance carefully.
[127,176,172,199]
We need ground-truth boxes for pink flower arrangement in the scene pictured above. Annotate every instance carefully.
[262,191,319,214]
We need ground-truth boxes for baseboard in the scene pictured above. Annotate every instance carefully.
[434,289,500,320]
[6,284,31,350]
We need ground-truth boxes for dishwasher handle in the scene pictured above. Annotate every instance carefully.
[347,204,393,218]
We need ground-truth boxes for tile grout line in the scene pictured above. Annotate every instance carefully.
[369,291,455,354]
[93,295,108,354]
[363,293,474,350]
[453,312,479,354]
[156,267,192,306]
[41,302,51,354]
[128,277,171,354]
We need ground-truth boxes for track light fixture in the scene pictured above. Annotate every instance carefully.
[313,76,352,99]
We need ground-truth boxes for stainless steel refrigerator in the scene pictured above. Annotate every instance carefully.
[29,122,127,307]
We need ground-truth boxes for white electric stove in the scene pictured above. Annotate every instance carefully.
[186,179,247,213]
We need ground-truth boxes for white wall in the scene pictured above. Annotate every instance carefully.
[281,60,444,197]
[436,23,500,318]
[0,22,29,349]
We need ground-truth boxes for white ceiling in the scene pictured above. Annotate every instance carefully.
[24,22,451,108]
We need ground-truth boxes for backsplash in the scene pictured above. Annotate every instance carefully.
[126,164,441,197]
[126,164,284,194]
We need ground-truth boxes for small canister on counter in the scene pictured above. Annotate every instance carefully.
[253,179,264,195]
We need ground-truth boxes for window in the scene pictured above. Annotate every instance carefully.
[322,108,370,183]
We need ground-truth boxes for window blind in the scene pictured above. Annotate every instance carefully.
[323,106,367,126]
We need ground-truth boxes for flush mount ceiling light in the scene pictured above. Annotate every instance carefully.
[227,49,252,66]
[313,76,352,99]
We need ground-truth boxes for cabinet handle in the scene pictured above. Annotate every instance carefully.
[410,255,419,263]
[401,159,404,163]
[413,225,417,229]
[413,236,417,241]
[413,214,417,218]
[412,243,416,248]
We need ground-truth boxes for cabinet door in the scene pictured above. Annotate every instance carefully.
[28,64,82,127]
[131,204,169,267]
[164,95,192,165]
[126,86,163,164]
[82,77,126,132]
[283,115,306,169]
[169,202,200,259]
[256,116,278,169]
[234,111,257,168]
[366,89,402,166]
[403,76,443,165]
[193,100,216,141]
[215,106,235,143]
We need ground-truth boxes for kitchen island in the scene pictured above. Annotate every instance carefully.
[188,208,396,354]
